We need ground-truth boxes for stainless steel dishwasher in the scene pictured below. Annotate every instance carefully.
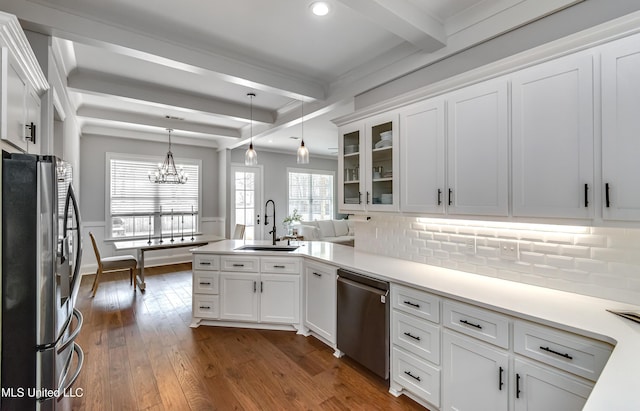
[337,268,390,380]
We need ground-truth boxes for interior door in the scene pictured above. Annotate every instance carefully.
[231,164,262,240]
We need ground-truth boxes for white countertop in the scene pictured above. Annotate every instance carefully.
[192,240,640,410]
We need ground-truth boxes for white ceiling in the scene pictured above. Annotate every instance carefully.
[2,0,583,156]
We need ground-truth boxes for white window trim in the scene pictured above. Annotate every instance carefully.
[286,167,336,221]
[105,152,203,241]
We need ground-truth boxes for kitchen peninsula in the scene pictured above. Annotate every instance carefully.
[192,239,640,411]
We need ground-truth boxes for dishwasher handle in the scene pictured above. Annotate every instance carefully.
[338,276,389,299]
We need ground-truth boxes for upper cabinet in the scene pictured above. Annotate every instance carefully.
[338,112,399,212]
[0,12,48,154]
[446,79,509,217]
[400,98,446,214]
[511,53,594,219]
[601,33,640,221]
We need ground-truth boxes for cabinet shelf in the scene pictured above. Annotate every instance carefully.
[344,152,360,158]
[372,177,393,183]
[344,180,360,184]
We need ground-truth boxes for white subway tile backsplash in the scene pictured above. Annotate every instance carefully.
[355,216,640,304]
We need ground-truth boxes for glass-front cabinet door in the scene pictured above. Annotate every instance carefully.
[338,123,365,211]
[367,113,399,211]
[338,113,398,213]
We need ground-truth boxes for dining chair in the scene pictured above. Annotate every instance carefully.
[89,232,138,297]
[232,224,246,239]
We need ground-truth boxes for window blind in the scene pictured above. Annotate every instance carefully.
[110,158,200,216]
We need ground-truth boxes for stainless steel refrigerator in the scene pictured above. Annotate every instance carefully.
[2,152,84,411]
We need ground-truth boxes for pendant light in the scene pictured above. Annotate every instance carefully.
[244,92,258,166]
[149,128,188,184]
[297,100,309,164]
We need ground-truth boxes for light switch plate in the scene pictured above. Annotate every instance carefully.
[500,240,518,260]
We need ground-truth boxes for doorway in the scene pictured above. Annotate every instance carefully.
[231,164,263,240]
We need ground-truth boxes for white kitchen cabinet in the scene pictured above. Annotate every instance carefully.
[446,78,509,216]
[198,255,301,328]
[512,53,594,219]
[219,272,260,322]
[338,122,365,211]
[304,261,337,345]
[0,13,48,154]
[400,97,446,214]
[338,112,399,212]
[513,358,593,411]
[442,330,509,411]
[602,32,640,221]
[390,284,442,409]
[260,273,300,324]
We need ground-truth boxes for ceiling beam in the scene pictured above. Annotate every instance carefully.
[76,107,241,139]
[81,126,219,149]
[336,0,446,53]
[68,70,275,124]
[3,0,326,101]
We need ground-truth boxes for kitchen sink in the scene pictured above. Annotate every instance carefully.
[234,245,299,252]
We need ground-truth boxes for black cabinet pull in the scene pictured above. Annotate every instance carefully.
[403,332,421,341]
[313,272,322,277]
[200,261,211,265]
[232,263,245,267]
[516,373,521,398]
[199,306,210,310]
[437,189,442,206]
[25,122,36,143]
[260,281,263,293]
[498,366,504,391]
[605,183,611,208]
[253,281,256,292]
[358,192,362,204]
[584,183,589,207]
[403,300,420,308]
[404,371,421,382]
[460,319,482,329]
[366,191,370,204]
[539,346,573,360]
[199,282,211,286]
[448,188,453,206]
[273,265,286,268]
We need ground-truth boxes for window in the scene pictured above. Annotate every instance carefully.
[288,168,334,221]
[107,153,201,239]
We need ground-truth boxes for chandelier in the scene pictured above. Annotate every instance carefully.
[149,128,188,184]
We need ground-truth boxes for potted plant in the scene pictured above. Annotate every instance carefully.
[283,209,303,235]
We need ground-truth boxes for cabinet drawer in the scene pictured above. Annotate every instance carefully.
[220,255,259,272]
[392,347,441,407]
[393,310,440,365]
[391,284,440,323]
[193,294,219,319]
[514,321,612,381]
[443,300,510,349]
[193,271,219,294]
[261,257,300,274]
[193,255,220,270]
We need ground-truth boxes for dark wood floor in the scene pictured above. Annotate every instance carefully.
[72,264,426,410]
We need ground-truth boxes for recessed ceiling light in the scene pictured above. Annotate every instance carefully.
[310,1,330,16]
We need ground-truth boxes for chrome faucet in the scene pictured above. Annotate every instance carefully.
[264,199,277,245]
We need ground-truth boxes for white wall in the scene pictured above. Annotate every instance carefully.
[79,134,221,272]
[229,149,339,240]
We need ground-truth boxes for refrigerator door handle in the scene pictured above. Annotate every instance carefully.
[57,308,83,354]
[58,342,84,394]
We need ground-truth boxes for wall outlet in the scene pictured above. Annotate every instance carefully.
[500,240,519,260]
[465,237,476,254]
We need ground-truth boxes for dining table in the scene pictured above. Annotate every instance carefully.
[113,234,224,291]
